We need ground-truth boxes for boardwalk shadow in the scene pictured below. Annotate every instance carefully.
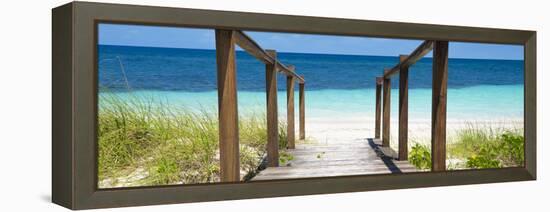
[367,138,403,174]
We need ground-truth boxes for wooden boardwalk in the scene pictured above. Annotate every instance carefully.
[208,30,444,182]
[252,138,419,181]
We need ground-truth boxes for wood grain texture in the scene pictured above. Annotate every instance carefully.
[382,74,391,147]
[287,75,296,149]
[375,79,382,139]
[266,50,279,167]
[215,29,240,182]
[431,41,448,172]
[252,138,419,181]
[398,55,409,161]
[299,80,305,140]
[277,62,305,83]
[384,41,434,78]
[233,30,304,82]
[524,33,537,178]
[52,4,74,208]
[233,30,275,64]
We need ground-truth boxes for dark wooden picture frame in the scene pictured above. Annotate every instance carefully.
[52,1,536,210]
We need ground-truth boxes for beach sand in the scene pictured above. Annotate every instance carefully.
[302,116,523,149]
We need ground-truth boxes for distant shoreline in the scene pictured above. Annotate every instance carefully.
[99,84,524,122]
[98,44,525,62]
[98,84,525,93]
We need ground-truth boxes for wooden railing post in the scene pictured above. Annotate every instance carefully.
[431,41,449,171]
[266,49,279,167]
[398,55,409,161]
[215,29,240,182]
[375,77,382,139]
[382,69,391,147]
[286,67,296,149]
[299,77,305,140]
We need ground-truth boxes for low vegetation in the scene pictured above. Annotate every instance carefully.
[98,92,287,188]
[408,143,431,170]
[408,123,524,170]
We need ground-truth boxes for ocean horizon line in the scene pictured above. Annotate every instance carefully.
[98,44,524,62]
[99,84,524,94]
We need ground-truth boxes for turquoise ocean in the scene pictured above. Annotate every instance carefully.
[98,45,524,121]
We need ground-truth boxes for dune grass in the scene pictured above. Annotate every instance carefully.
[408,123,524,170]
[98,92,287,188]
[448,123,524,169]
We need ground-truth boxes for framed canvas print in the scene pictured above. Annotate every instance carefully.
[52,1,536,210]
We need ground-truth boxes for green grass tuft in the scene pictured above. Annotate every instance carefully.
[98,93,288,188]
[407,123,524,170]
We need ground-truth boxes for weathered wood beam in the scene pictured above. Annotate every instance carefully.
[299,77,306,140]
[277,62,305,83]
[431,41,449,171]
[266,50,279,167]
[384,40,434,78]
[215,29,240,182]
[398,55,409,161]
[375,77,382,139]
[287,72,296,149]
[233,30,305,83]
[233,30,275,64]
[382,69,391,147]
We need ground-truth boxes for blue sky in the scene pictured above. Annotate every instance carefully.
[98,23,523,60]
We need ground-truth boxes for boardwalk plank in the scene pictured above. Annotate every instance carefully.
[252,138,419,181]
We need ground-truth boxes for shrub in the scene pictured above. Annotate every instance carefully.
[279,151,294,165]
[499,131,524,166]
[465,143,502,168]
[443,122,524,169]
[409,143,431,170]
[464,130,524,169]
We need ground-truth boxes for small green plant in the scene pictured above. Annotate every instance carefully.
[409,143,431,170]
[147,156,181,185]
[279,151,294,165]
[465,143,501,168]
[499,131,524,165]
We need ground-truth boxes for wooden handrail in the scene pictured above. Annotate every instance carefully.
[383,40,434,78]
[216,29,309,180]
[376,77,384,85]
[233,30,305,83]
[375,39,449,171]
[233,30,275,64]
[277,62,305,83]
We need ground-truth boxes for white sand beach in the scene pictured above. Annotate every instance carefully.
[303,116,523,149]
